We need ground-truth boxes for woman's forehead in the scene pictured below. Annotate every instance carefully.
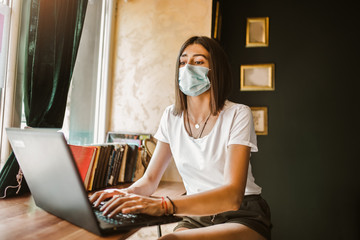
[181,44,209,57]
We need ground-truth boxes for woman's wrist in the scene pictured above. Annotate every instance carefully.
[166,196,177,214]
[124,187,134,194]
[160,196,176,215]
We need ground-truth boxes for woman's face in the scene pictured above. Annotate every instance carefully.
[179,44,210,69]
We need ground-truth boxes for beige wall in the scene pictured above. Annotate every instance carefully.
[109,0,212,181]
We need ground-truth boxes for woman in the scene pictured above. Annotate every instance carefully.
[90,36,271,240]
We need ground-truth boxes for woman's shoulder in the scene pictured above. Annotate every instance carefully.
[161,104,183,120]
[162,104,177,115]
[222,100,251,114]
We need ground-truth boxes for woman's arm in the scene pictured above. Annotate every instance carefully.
[126,141,173,196]
[169,144,250,215]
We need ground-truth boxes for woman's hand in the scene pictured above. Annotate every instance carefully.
[96,193,167,218]
[89,188,128,208]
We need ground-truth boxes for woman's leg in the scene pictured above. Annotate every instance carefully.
[159,223,266,240]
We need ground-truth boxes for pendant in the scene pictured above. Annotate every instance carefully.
[195,124,200,129]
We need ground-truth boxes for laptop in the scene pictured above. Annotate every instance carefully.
[6,128,181,236]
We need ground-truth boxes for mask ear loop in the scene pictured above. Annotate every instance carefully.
[0,168,23,199]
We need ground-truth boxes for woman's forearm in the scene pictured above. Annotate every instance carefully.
[127,141,173,196]
[170,184,244,216]
[126,174,159,196]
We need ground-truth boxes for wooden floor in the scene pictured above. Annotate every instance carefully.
[0,181,185,240]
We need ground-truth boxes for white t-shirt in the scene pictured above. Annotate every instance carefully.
[154,101,262,196]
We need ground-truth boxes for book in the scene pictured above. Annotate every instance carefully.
[108,145,123,186]
[69,145,97,184]
[100,145,114,188]
[124,144,138,182]
[92,146,106,190]
[88,146,101,191]
[84,147,98,189]
[118,144,129,183]
[105,148,117,186]
[70,139,151,191]
[112,146,125,185]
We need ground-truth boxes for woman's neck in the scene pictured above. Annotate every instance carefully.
[184,91,220,139]
[186,91,211,122]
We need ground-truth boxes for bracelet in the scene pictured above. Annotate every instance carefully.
[166,196,177,214]
[161,196,165,210]
[161,197,169,215]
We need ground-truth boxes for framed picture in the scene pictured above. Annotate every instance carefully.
[240,63,275,91]
[250,107,268,135]
[0,5,10,88]
[246,17,269,47]
[106,131,152,146]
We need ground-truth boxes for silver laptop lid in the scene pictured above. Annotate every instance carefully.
[6,128,101,235]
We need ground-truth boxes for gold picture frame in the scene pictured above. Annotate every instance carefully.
[250,107,268,135]
[212,0,222,41]
[246,17,269,47]
[240,64,275,91]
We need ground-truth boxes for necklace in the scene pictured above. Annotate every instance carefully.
[186,110,211,138]
[188,111,211,129]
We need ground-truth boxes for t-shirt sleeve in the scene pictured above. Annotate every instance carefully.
[228,105,258,152]
[154,106,172,143]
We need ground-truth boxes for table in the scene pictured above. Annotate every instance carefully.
[0,181,185,240]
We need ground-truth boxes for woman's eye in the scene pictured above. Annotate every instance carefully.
[195,61,204,65]
[179,61,186,66]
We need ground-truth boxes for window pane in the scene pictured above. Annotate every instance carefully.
[66,1,102,145]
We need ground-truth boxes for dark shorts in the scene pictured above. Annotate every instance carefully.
[174,195,272,240]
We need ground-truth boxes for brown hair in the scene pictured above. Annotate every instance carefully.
[173,36,233,116]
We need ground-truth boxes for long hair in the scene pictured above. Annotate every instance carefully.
[173,36,233,116]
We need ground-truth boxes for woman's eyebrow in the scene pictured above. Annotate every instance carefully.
[180,53,208,59]
[193,54,208,59]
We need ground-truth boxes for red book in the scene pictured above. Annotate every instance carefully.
[69,145,97,183]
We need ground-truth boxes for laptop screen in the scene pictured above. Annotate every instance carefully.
[6,128,101,235]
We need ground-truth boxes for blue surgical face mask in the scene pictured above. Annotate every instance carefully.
[178,64,211,97]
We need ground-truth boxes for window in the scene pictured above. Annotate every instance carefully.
[0,0,115,169]
[63,0,115,145]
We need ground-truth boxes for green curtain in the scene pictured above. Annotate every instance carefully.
[0,0,88,198]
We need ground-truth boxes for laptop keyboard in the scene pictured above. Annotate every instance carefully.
[93,201,182,228]
[93,201,161,226]
[93,201,140,225]
[94,209,152,225]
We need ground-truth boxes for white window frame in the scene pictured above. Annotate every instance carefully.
[63,0,115,145]
[94,0,116,143]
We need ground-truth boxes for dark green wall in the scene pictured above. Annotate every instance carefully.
[218,0,360,239]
